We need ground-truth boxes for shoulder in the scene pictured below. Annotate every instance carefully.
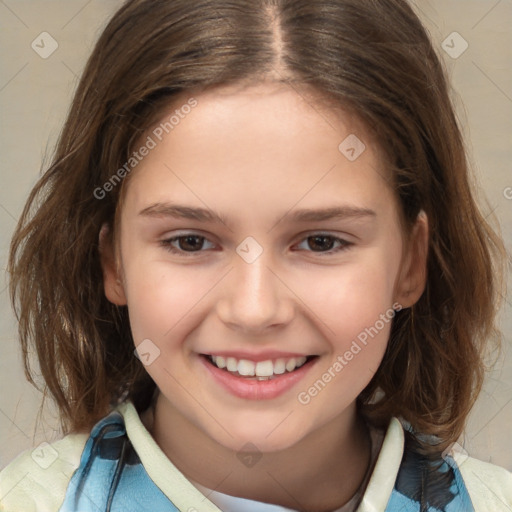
[0,432,89,512]
[382,420,512,512]
[457,455,512,512]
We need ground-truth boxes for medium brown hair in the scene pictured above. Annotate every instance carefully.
[8,0,506,454]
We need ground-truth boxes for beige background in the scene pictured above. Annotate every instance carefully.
[1,0,511,471]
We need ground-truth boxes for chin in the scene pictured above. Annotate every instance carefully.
[212,422,309,454]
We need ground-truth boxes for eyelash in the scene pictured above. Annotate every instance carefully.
[159,232,353,257]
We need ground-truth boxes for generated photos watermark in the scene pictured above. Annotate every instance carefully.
[93,97,198,200]
[297,302,403,405]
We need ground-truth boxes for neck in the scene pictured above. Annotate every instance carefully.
[146,393,372,512]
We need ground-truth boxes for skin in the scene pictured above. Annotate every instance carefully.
[100,81,428,511]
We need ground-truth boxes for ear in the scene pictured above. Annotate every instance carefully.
[98,223,127,305]
[394,211,429,309]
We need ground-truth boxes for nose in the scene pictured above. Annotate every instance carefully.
[215,249,294,334]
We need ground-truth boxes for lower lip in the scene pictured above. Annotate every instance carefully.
[199,355,318,400]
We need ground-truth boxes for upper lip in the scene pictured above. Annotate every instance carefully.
[200,351,317,362]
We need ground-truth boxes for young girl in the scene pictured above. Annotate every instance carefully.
[1,0,510,511]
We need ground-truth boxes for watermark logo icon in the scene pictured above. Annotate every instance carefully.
[31,32,58,59]
[236,237,263,264]
[236,442,262,468]
[442,32,469,59]
[338,134,366,162]
[134,338,161,366]
[31,442,58,469]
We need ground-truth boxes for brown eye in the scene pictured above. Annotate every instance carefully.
[175,235,205,251]
[307,235,336,252]
[295,234,352,254]
[160,233,215,255]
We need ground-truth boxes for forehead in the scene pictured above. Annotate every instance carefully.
[121,82,394,223]
[166,81,374,141]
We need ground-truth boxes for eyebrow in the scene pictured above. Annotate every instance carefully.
[138,202,376,227]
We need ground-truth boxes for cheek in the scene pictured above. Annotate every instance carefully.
[122,261,209,388]
[324,247,401,394]
[121,251,217,347]
[302,257,399,341]
[298,264,397,417]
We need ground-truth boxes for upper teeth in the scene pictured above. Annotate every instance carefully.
[210,355,308,377]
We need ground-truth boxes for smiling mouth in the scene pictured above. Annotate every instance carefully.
[200,354,319,380]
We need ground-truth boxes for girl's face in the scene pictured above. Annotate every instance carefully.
[102,82,427,452]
